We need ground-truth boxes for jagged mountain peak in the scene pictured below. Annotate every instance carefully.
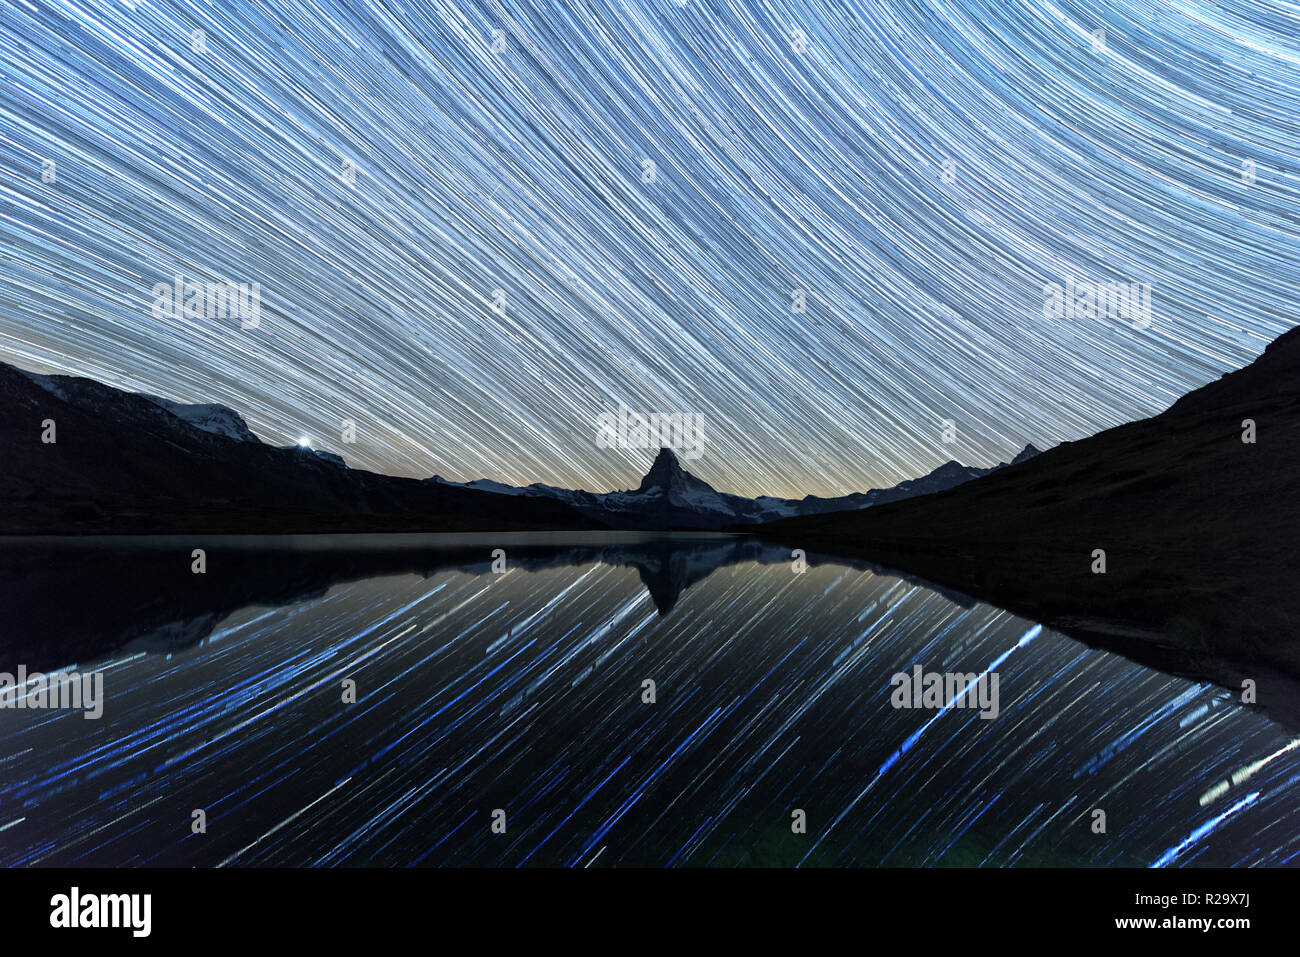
[1010,443,1042,465]
[425,440,1046,530]
[636,447,717,496]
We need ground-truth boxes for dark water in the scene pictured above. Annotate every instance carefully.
[0,533,1296,867]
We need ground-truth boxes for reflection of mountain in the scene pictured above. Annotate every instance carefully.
[0,363,598,534]
[433,444,1039,530]
[759,325,1300,695]
[6,534,956,671]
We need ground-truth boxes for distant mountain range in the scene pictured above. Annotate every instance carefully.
[6,328,1299,718]
[0,363,598,534]
[433,444,1041,530]
[0,359,1038,534]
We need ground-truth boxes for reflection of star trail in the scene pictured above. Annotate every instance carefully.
[1199,738,1300,807]
[799,622,1043,864]
[1,558,1298,867]
[1151,792,1261,868]
[1,1,1298,497]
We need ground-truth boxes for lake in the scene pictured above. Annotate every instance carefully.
[0,532,1295,866]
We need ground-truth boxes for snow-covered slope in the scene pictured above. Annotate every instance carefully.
[20,369,262,444]
[140,395,260,443]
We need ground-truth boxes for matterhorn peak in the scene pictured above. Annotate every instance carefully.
[637,447,686,492]
[635,446,722,500]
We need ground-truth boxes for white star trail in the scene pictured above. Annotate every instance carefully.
[1,0,1296,496]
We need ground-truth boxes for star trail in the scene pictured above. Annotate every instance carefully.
[2,547,1297,866]
[2,0,1297,497]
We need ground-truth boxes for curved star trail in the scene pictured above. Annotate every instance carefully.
[1,0,1297,496]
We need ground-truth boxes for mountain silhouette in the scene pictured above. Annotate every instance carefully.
[0,357,1039,534]
[434,444,1040,530]
[637,446,709,494]
[758,325,1300,701]
[0,362,600,534]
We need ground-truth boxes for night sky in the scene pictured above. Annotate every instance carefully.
[1,0,1297,497]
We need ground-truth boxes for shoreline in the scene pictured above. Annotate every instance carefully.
[752,532,1300,734]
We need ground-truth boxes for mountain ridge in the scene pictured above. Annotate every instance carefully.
[755,324,1300,704]
[1,358,1039,533]
[0,362,601,534]
[432,444,1042,530]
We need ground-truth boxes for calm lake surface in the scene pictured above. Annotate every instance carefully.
[0,532,1296,867]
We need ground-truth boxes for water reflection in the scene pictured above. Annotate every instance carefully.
[0,534,1296,867]
[0,533,969,668]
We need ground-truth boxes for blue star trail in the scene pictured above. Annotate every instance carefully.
[1,551,1297,867]
[2,0,1297,497]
